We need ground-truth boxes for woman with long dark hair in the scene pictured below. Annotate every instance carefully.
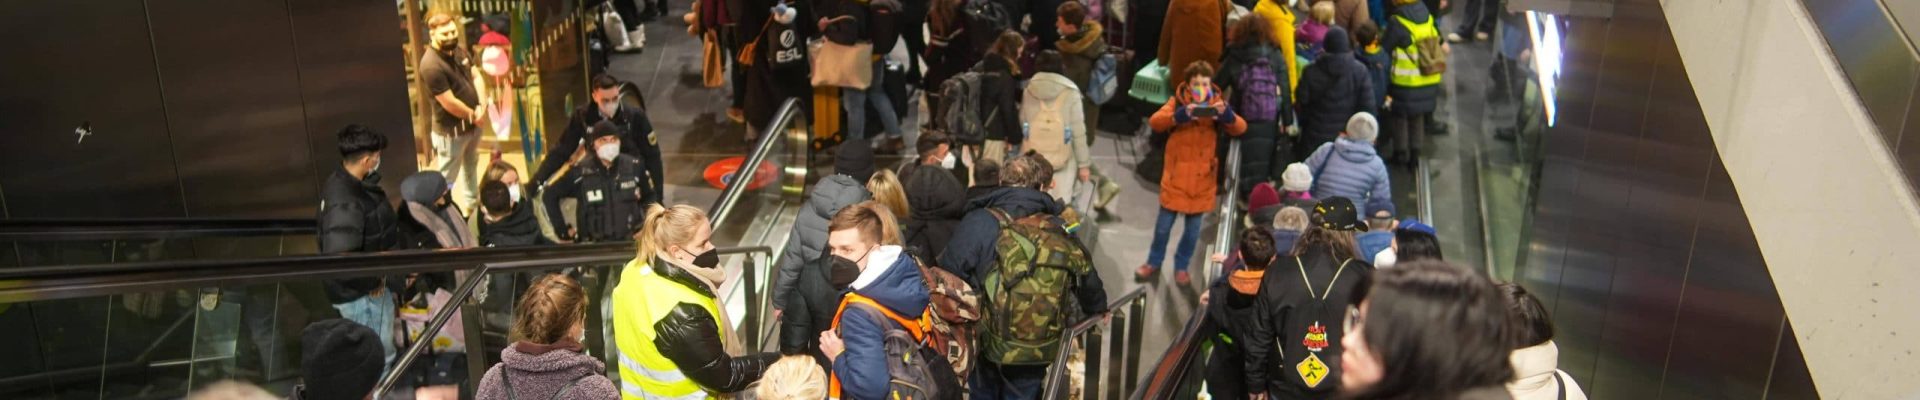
[1339,261,1518,400]
[1244,197,1373,399]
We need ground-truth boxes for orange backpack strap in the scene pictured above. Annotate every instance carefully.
[827,292,935,399]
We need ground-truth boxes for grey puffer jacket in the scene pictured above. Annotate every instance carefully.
[773,174,872,309]
[476,341,619,400]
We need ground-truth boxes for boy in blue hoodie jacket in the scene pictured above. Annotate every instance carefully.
[1353,22,1393,113]
[818,201,933,400]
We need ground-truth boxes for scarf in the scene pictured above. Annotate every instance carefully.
[511,337,585,355]
[658,256,745,355]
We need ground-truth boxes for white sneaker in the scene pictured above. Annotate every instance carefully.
[1446,32,1464,43]
[630,28,647,48]
[1474,31,1490,41]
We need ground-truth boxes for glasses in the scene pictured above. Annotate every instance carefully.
[1344,305,1365,333]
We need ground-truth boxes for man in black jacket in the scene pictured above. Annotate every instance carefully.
[899,131,968,261]
[543,121,654,243]
[531,74,663,206]
[476,181,551,247]
[1294,27,1377,162]
[940,154,1108,399]
[316,124,401,366]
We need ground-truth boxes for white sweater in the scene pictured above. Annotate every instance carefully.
[1507,341,1589,400]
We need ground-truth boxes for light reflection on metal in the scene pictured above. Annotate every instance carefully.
[1527,11,1564,127]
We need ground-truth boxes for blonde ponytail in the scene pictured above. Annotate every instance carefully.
[634,204,708,263]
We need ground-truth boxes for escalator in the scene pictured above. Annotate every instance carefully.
[0,98,811,400]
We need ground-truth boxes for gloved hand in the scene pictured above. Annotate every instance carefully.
[1217,105,1238,126]
[1174,103,1194,125]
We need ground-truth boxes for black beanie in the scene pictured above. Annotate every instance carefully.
[835,138,876,182]
[1323,26,1353,54]
[587,120,624,141]
[301,319,386,400]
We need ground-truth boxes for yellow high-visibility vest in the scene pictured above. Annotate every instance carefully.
[612,259,723,400]
[1391,14,1443,88]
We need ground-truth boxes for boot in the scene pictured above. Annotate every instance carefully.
[627,28,647,51]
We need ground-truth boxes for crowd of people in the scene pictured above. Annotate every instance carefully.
[172,0,1558,397]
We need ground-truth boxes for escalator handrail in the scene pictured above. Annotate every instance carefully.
[370,245,775,399]
[1206,140,1244,286]
[1043,286,1149,399]
[0,218,316,240]
[1129,303,1211,400]
[0,242,636,302]
[708,98,804,228]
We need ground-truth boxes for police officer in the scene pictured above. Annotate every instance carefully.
[533,74,664,206]
[542,120,654,243]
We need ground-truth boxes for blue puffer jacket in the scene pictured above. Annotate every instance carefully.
[833,246,931,400]
[938,187,1063,282]
[1305,138,1392,217]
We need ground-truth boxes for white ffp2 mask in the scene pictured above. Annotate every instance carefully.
[596,143,621,162]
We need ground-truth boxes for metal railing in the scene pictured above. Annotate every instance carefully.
[1204,140,1244,287]
[1044,286,1150,400]
[0,218,315,241]
[708,98,807,227]
[369,245,776,398]
[1128,303,1211,400]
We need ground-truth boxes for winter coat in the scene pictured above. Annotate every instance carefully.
[541,155,652,243]
[532,103,661,202]
[318,167,401,304]
[1200,269,1270,399]
[1333,0,1370,31]
[832,246,932,400]
[1272,228,1302,254]
[1057,22,1109,90]
[1252,0,1300,92]
[966,184,1002,203]
[925,11,979,92]
[938,187,1062,282]
[477,341,620,400]
[1304,138,1392,217]
[630,261,780,394]
[775,174,872,309]
[1158,0,1229,89]
[1382,2,1439,114]
[780,255,849,369]
[1508,342,1589,400]
[478,200,553,248]
[402,201,476,250]
[1358,45,1392,111]
[1295,29,1376,141]
[1250,247,1373,397]
[1021,73,1091,171]
[1149,85,1249,214]
[898,163,968,261]
[1218,42,1296,197]
[1297,20,1330,60]
[972,56,1024,144]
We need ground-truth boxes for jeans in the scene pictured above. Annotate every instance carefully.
[842,61,901,141]
[333,290,397,376]
[971,360,1048,400]
[432,132,480,207]
[1147,208,1205,271]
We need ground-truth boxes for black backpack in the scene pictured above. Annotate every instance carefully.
[962,0,1010,54]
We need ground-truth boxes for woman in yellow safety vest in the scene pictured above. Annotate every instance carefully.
[611,204,776,400]
[1380,0,1444,165]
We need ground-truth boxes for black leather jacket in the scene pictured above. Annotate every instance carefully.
[650,263,779,393]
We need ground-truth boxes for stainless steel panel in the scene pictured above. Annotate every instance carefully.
[287,0,419,202]
[148,0,317,218]
[0,0,187,219]
[1661,160,1784,399]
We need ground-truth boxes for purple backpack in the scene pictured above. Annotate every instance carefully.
[1236,56,1283,123]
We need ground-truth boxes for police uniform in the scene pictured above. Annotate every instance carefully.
[542,153,653,242]
[533,103,665,206]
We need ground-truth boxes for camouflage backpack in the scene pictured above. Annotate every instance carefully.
[979,208,1094,366]
[912,255,980,380]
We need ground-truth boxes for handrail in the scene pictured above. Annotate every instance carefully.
[0,218,315,240]
[709,98,804,227]
[1205,140,1244,286]
[0,242,636,302]
[1043,286,1150,400]
[370,245,775,399]
[1129,304,1210,400]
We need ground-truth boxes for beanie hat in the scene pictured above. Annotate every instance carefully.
[1346,112,1379,143]
[301,319,385,400]
[1282,163,1313,192]
[835,138,876,182]
[401,171,449,205]
[1312,197,1363,231]
[1248,182,1282,212]
[478,31,511,47]
[586,120,624,141]
[1323,26,1352,54]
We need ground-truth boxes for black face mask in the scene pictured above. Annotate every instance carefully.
[688,248,721,269]
[829,255,862,289]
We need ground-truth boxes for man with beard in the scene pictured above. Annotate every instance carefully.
[422,11,486,208]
